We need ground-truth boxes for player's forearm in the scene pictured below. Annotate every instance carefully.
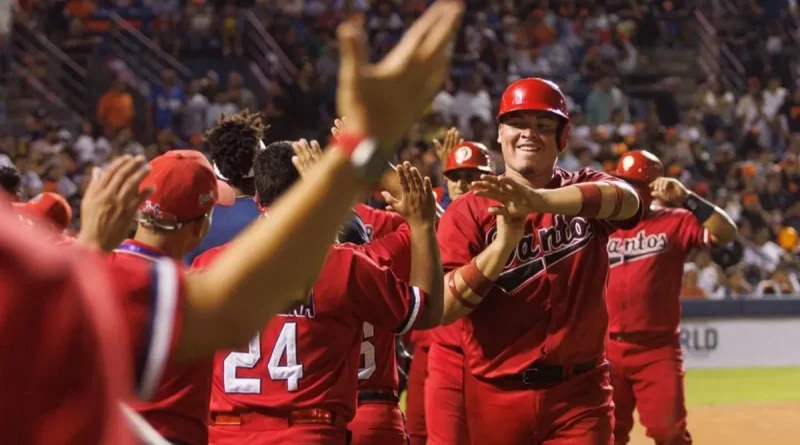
[684,191,738,244]
[179,151,371,359]
[441,240,516,325]
[538,181,640,220]
[407,220,443,330]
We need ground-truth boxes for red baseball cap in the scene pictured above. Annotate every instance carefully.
[13,192,73,230]
[138,150,234,229]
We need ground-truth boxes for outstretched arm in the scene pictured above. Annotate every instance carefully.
[177,1,465,360]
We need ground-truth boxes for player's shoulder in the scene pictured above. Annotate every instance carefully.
[191,243,230,269]
[563,166,616,185]
[652,206,693,222]
[441,189,493,219]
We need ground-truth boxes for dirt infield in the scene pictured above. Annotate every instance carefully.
[628,402,800,445]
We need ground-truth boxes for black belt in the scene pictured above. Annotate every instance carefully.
[358,390,400,405]
[510,359,600,386]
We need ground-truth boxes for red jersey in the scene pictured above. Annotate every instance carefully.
[0,211,185,445]
[195,242,427,421]
[349,227,412,392]
[606,207,709,334]
[355,203,406,240]
[109,240,211,445]
[437,167,642,379]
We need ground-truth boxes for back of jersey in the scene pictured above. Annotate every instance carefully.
[209,250,363,420]
[207,244,425,421]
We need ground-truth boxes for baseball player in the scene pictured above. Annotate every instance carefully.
[406,137,494,445]
[185,110,265,265]
[0,1,465,440]
[436,77,644,445]
[606,151,737,445]
[108,150,237,445]
[195,142,442,445]
[425,140,494,445]
[13,192,73,232]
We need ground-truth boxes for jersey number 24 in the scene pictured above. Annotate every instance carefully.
[223,322,304,393]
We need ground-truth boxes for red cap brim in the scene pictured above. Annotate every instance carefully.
[216,180,235,207]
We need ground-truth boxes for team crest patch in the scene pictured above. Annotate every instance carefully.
[198,190,216,206]
[455,146,473,164]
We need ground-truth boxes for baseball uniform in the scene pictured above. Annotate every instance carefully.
[405,329,430,445]
[110,240,212,445]
[195,241,427,445]
[0,208,185,445]
[606,208,708,445]
[348,226,413,445]
[425,321,469,445]
[355,203,406,241]
[437,167,642,445]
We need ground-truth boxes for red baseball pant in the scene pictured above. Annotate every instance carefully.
[425,343,469,445]
[349,403,409,445]
[405,344,428,445]
[607,336,692,445]
[464,363,614,445]
[208,414,349,445]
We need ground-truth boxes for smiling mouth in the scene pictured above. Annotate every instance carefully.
[516,144,541,152]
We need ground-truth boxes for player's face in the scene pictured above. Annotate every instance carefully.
[445,169,483,200]
[498,111,560,178]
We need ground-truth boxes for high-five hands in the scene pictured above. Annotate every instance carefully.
[650,177,689,205]
[432,127,463,163]
[292,139,324,177]
[336,0,464,146]
[77,155,153,252]
[382,162,436,226]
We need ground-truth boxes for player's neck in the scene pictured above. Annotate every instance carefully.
[232,182,255,198]
[505,167,554,189]
[133,228,187,261]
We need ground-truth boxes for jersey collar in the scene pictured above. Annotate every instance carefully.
[115,239,169,260]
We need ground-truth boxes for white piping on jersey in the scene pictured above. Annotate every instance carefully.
[702,228,711,246]
[120,402,171,445]
[112,249,159,262]
[139,258,179,401]
[397,286,422,335]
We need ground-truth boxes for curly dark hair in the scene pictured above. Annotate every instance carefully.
[0,165,22,197]
[253,140,300,207]
[205,109,266,188]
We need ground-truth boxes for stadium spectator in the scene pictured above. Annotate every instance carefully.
[148,69,185,135]
[585,74,629,125]
[97,78,135,134]
[0,165,22,200]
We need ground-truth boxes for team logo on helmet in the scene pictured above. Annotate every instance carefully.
[142,200,162,218]
[198,190,216,207]
[621,154,636,172]
[455,146,473,165]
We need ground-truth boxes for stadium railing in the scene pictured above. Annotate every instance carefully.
[243,10,298,89]
[7,22,87,124]
[694,8,746,95]
[107,12,192,91]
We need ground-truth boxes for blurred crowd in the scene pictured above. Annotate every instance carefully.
[4,0,800,299]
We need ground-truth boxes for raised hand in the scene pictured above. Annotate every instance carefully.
[330,117,348,140]
[432,127,463,163]
[382,162,436,226]
[650,177,689,205]
[472,175,545,218]
[76,155,153,252]
[336,0,464,146]
[292,139,324,177]
[433,127,463,163]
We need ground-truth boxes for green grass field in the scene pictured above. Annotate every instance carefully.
[685,367,800,406]
[401,367,800,443]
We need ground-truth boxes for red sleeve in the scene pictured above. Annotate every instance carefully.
[436,201,486,272]
[355,203,406,240]
[189,246,224,271]
[351,224,411,281]
[332,248,426,335]
[676,209,710,250]
[110,258,186,401]
[577,168,644,233]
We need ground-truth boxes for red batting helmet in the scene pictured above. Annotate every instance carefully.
[614,150,664,185]
[444,142,493,178]
[497,78,571,150]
